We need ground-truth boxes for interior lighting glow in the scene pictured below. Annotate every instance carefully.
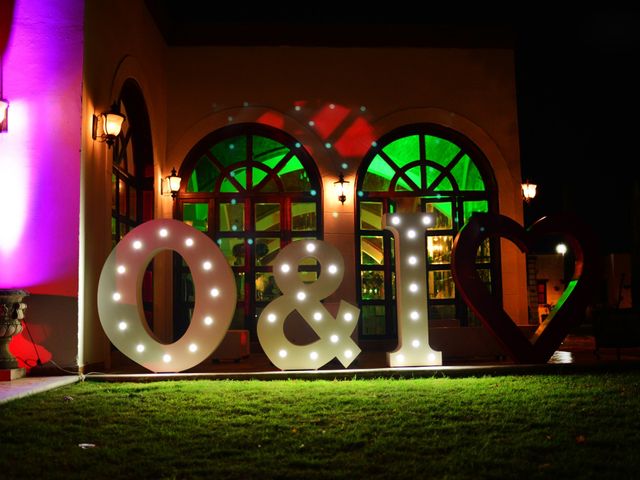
[556,243,568,255]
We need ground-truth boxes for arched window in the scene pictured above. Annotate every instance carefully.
[111,79,154,326]
[175,124,322,338]
[356,124,499,338]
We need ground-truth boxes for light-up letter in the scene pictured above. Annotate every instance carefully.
[257,240,361,370]
[384,213,442,367]
[98,219,237,372]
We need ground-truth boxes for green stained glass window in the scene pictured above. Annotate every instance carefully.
[220,177,239,193]
[382,135,419,166]
[451,154,484,191]
[187,156,218,193]
[253,136,289,168]
[426,202,452,229]
[405,166,422,189]
[425,135,460,167]
[255,203,280,231]
[363,155,395,191]
[252,167,268,188]
[279,156,311,191]
[218,238,245,266]
[183,203,208,232]
[463,200,488,224]
[219,202,244,232]
[210,136,246,168]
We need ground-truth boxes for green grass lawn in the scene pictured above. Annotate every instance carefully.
[1,373,639,479]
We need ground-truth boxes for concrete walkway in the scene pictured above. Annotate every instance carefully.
[0,376,79,404]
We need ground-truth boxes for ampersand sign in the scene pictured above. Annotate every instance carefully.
[257,240,361,370]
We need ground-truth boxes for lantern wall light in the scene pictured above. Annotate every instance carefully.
[334,172,349,205]
[92,103,126,147]
[521,180,537,204]
[161,167,181,199]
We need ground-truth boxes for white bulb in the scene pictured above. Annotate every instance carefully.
[428,353,436,362]
[297,291,306,301]
[344,349,353,359]
[132,240,142,250]
[313,312,322,321]
[407,230,417,239]
[397,354,405,363]
[410,311,419,321]
[328,264,338,274]
[136,344,145,353]
[391,216,401,225]
[159,228,168,238]
[279,349,287,358]
[185,238,194,247]
[267,313,276,323]
[210,288,220,297]
[118,321,127,331]
[330,334,339,343]
[204,316,213,326]
[306,243,316,253]
[116,265,126,274]
[422,215,433,226]
[281,263,290,273]
[203,261,213,270]
[343,312,353,322]
[408,256,418,265]
[412,339,420,348]
[310,351,319,360]
[556,243,568,255]
[163,354,171,363]
[409,283,419,293]
[112,292,121,301]
[188,343,198,353]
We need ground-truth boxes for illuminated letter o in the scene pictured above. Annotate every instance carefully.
[98,219,236,372]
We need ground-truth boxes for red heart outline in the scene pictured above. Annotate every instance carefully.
[452,213,600,363]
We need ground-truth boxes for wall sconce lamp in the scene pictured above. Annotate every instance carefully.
[92,103,126,147]
[165,168,181,199]
[521,180,537,204]
[334,172,349,205]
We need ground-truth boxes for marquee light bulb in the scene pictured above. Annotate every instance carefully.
[306,243,316,253]
[210,288,220,297]
[391,216,401,225]
[203,261,212,270]
[328,264,338,274]
[297,291,306,301]
[422,215,433,226]
[132,240,143,250]
[136,344,145,353]
[204,316,213,326]
[116,265,126,274]
[408,256,417,265]
[267,313,276,323]
[185,238,194,247]
[118,321,127,331]
[310,351,319,360]
[188,343,198,353]
[279,349,287,358]
[343,312,353,322]
[163,354,171,363]
[313,312,322,321]
[409,283,418,293]
[397,354,405,363]
[410,311,419,320]
[112,292,121,301]
[330,334,339,343]
[412,339,420,348]
[428,353,436,362]
[407,229,417,239]
[159,228,168,238]
[344,349,353,359]
[281,263,290,273]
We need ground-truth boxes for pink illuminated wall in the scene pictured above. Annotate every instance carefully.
[0,0,83,296]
